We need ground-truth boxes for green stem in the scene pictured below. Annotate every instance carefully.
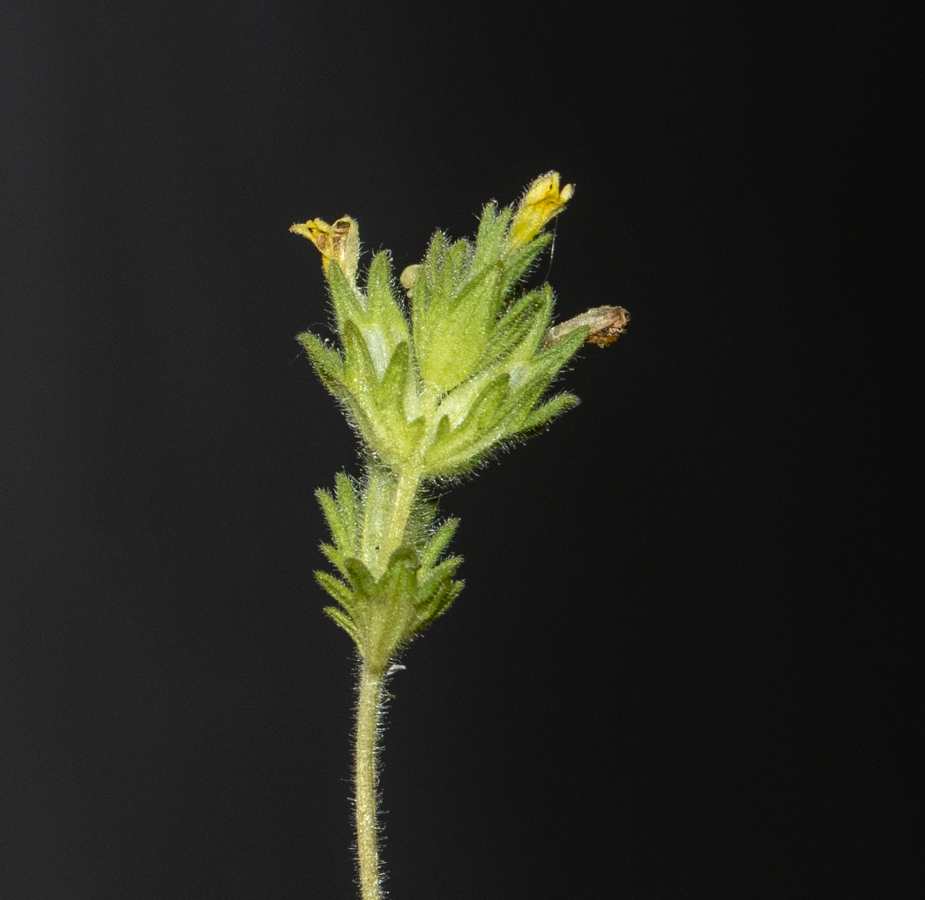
[352,464,421,900]
[361,465,421,577]
[354,466,421,900]
[379,468,420,562]
[355,661,386,900]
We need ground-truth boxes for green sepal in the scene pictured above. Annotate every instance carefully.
[370,344,421,464]
[366,251,411,346]
[419,263,502,391]
[375,341,411,411]
[343,319,379,391]
[430,238,470,315]
[498,233,552,299]
[480,288,551,368]
[419,232,445,297]
[415,241,493,391]
[524,323,588,385]
[300,328,384,452]
[472,202,513,273]
[326,255,367,333]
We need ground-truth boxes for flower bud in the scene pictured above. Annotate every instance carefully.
[506,172,574,252]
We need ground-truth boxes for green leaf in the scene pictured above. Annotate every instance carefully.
[516,392,580,435]
[343,557,378,597]
[320,542,352,580]
[315,569,357,611]
[423,230,446,293]
[417,556,463,602]
[442,238,471,293]
[420,518,459,569]
[298,332,348,399]
[334,473,360,547]
[316,488,349,551]
[380,547,419,606]
[410,576,464,636]
[323,606,359,642]
[429,239,469,320]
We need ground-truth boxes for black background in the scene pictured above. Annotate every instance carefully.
[1,2,912,898]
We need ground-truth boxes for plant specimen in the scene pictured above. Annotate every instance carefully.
[291,173,628,900]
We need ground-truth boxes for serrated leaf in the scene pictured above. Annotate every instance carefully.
[417,556,463,602]
[316,489,349,551]
[334,473,359,550]
[315,569,357,611]
[410,577,464,636]
[343,557,378,596]
[320,542,352,580]
[379,547,419,604]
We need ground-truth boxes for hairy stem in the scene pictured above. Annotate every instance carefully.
[379,468,420,562]
[353,465,420,899]
[355,661,386,900]
[361,465,421,577]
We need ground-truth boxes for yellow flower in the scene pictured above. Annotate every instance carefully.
[507,171,575,251]
[290,215,359,286]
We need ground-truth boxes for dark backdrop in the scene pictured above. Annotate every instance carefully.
[1,2,910,898]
